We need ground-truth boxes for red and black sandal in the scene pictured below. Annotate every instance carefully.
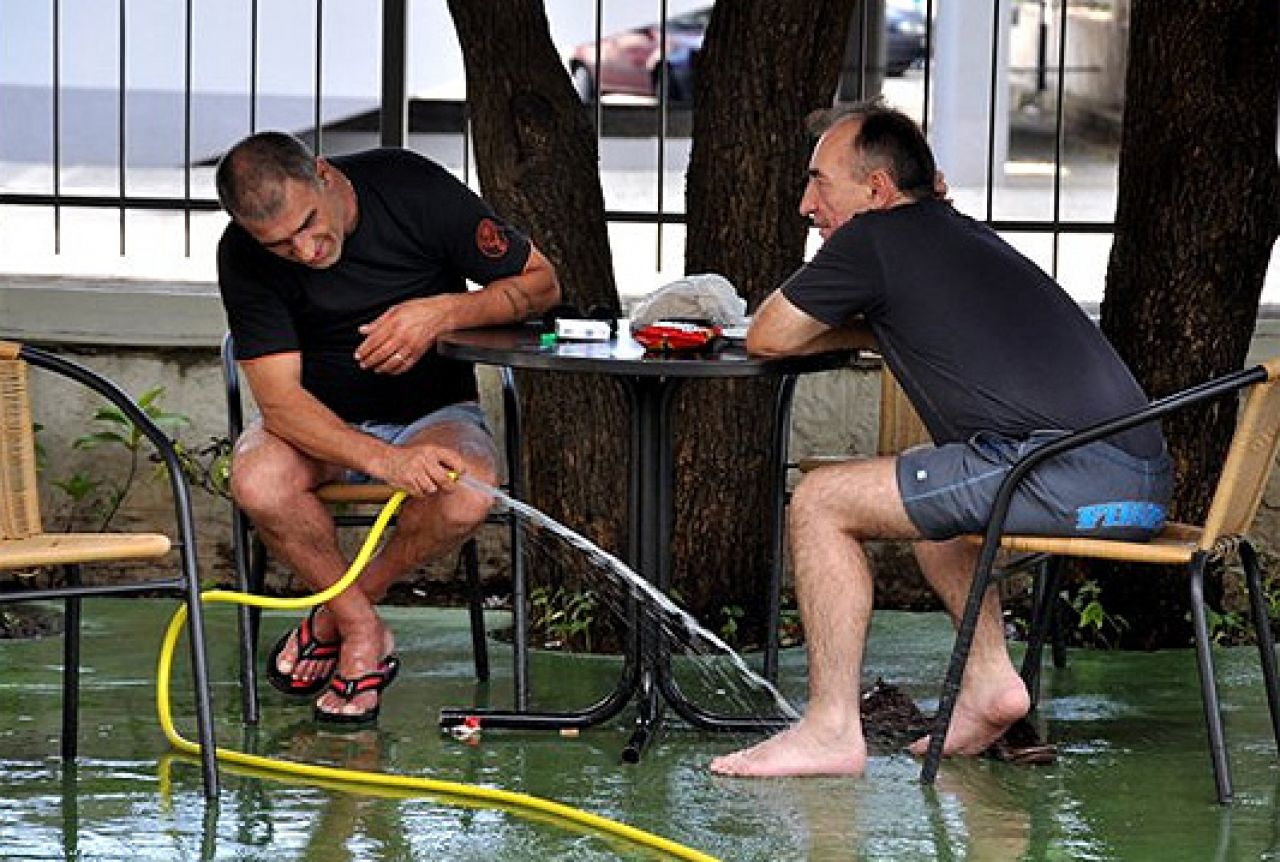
[314,654,401,726]
[265,606,341,697]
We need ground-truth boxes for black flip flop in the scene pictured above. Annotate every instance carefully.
[314,654,401,727]
[265,606,341,697]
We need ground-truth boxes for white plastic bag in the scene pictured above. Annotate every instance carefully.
[629,273,748,328]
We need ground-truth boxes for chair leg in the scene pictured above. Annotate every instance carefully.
[462,538,490,682]
[1020,556,1062,710]
[1050,588,1069,670]
[176,538,221,800]
[1189,552,1233,804]
[1240,540,1280,752]
[232,506,260,725]
[509,513,529,710]
[60,565,82,763]
[922,550,999,784]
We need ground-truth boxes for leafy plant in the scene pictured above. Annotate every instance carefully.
[529,585,599,652]
[58,386,190,531]
[718,604,745,646]
[1068,579,1129,649]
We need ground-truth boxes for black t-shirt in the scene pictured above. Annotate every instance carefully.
[781,198,1162,457]
[217,148,531,423]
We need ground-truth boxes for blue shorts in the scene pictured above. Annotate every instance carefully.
[897,430,1173,541]
[343,402,492,484]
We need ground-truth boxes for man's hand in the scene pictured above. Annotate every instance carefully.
[355,296,459,375]
[373,440,465,496]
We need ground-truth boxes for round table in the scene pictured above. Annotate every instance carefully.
[438,325,854,760]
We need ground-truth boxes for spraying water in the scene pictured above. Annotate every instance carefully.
[458,473,800,722]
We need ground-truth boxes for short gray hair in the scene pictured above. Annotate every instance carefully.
[215,131,319,221]
[807,100,938,201]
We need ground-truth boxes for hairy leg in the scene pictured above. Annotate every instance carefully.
[232,424,348,685]
[314,419,498,718]
[908,538,1029,756]
[710,457,917,777]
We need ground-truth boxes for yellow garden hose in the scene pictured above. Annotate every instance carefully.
[155,489,718,862]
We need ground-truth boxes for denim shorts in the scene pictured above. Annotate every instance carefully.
[343,401,492,483]
[897,430,1173,542]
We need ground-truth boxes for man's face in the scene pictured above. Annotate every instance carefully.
[240,160,350,269]
[798,119,877,242]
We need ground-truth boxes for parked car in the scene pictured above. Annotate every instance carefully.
[568,7,709,103]
[885,0,927,76]
[568,3,927,104]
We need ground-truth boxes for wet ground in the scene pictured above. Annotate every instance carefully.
[1,600,1278,861]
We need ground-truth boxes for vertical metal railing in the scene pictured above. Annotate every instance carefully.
[118,0,126,255]
[51,0,62,254]
[184,0,193,256]
[313,0,323,154]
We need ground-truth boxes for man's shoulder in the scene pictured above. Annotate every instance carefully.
[336,148,449,185]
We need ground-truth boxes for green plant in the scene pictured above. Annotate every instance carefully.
[1203,607,1249,646]
[1068,579,1129,649]
[718,604,745,646]
[58,386,190,531]
[529,585,599,652]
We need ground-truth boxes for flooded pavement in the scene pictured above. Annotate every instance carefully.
[1,600,1278,860]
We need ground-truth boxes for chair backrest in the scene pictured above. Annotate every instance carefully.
[878,365,931,456]
[1199,356,1280,548]
[0,346,44,540]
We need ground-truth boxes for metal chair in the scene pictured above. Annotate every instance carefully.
[220,333,528,724]
[0,340,218,798]
[922,356,1280,803]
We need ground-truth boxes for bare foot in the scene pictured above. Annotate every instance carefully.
[909,671,1030,758]
[315,619,397,720]
[709,719,867,778]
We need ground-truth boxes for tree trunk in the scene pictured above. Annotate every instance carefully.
[447,1,631,607]
[1096,0,1279,647]
[677,0,858,640]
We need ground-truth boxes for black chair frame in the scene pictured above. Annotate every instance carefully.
[921,361,1280,804]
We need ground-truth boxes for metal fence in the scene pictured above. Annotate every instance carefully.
[0,0,1121,291]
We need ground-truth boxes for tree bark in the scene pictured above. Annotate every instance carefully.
[447,0,630,600]
[676,0,858,638]
[1097,0,1279,647]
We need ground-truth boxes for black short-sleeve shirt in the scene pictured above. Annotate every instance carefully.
[780,198,1162,457]
[217,148,531,423]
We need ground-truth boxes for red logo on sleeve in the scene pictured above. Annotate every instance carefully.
[476,218,510,258]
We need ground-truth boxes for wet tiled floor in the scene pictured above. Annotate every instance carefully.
[1,601,1278,860]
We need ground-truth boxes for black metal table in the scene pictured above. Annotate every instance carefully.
[437,325,853,761]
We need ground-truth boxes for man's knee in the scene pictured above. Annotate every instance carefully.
[229,435,322,516]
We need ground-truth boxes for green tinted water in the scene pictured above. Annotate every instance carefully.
[1,601,1278,860]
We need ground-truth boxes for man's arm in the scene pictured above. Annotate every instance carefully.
[746,290,875,357]
[354,244,561,374]
[240,353,462,495]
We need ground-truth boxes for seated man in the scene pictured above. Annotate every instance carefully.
[712,102,1171,777]
[215,132,560,724]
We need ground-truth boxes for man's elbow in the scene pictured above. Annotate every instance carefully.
[744,329,790,357]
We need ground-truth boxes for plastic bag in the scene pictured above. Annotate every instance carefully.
[629,273,747,328]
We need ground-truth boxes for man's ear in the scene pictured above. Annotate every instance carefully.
[868,169,898,207]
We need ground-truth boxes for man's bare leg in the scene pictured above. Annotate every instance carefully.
[908,538,1029,756]
[312,420,497,719]
[710,458,917,777]
[233,418,497,717]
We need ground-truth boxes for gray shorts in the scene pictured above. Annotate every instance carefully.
[343,401,492,484]
[897,430,1173,541]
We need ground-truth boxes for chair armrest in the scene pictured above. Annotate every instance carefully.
[978,362,1270,553]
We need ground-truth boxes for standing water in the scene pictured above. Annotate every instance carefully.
[458,473,801,722]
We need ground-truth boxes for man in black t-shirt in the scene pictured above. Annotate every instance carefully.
[710,103,1170,778]
[215,132,560,725]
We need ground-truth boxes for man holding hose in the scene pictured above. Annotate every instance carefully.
[215,131,559,724]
